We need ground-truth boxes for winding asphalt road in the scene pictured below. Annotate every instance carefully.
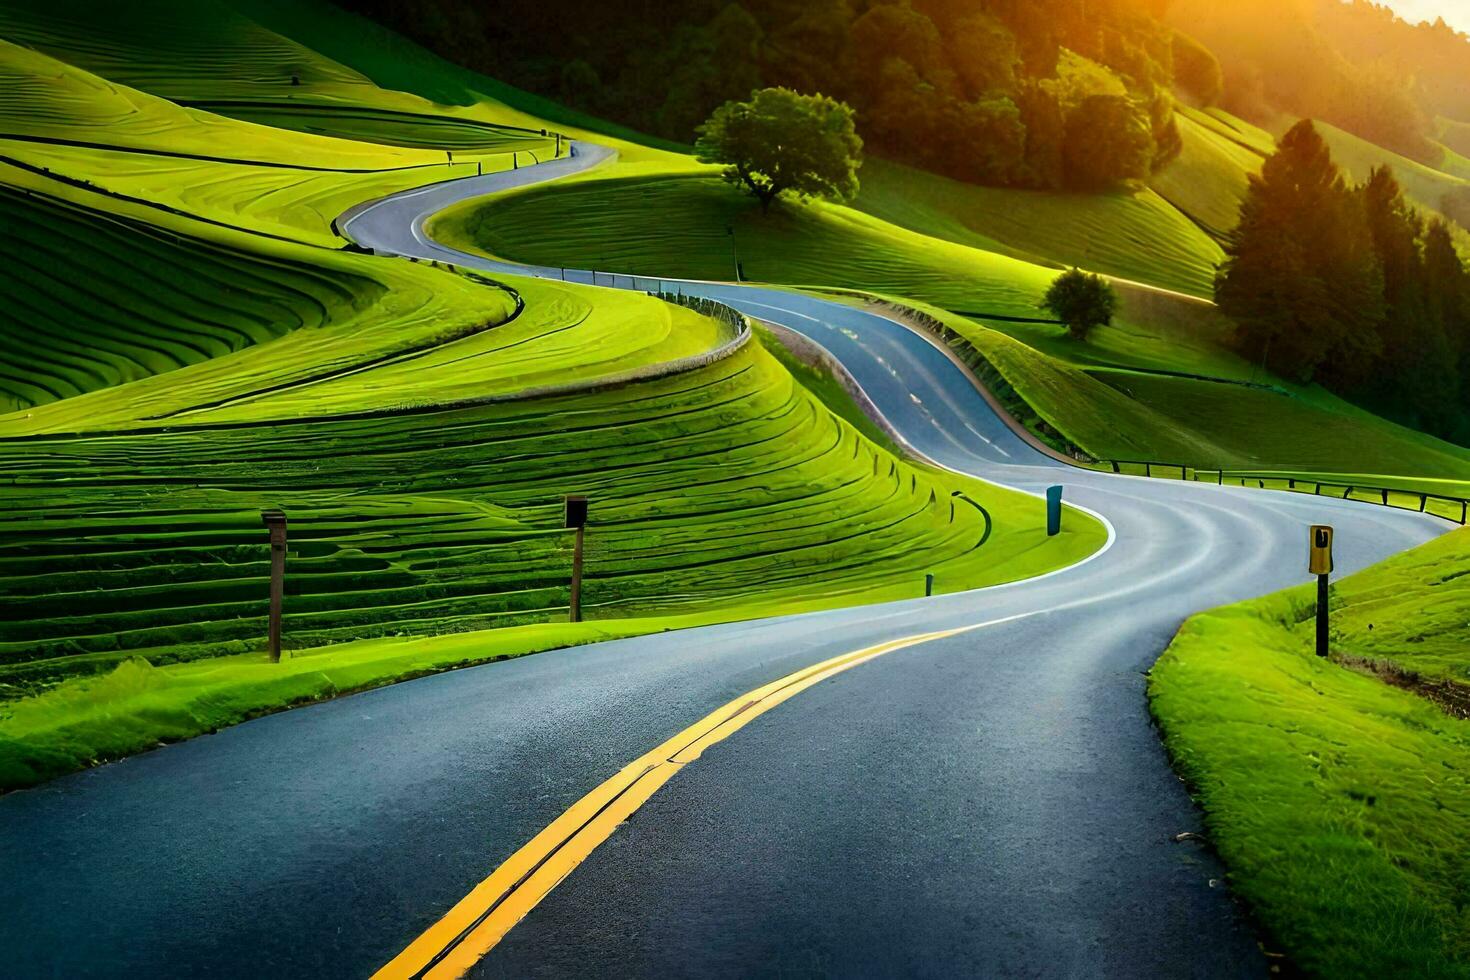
[1,144,1451,978]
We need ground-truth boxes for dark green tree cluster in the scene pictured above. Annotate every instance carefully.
[810,0,1184,190]
[341,0,1191,192]
[1217,121,1470,443]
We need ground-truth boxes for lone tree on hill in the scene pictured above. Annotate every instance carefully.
[695,88,862,211]
[1043,268,1117,340]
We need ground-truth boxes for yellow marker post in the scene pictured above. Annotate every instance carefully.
[1310,524,1333,658]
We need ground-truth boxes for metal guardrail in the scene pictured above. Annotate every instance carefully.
[1102,459,1469,525]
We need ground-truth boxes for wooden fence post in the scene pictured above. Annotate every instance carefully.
[260,510,287,662]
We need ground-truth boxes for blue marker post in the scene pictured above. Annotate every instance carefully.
[1046,485,1063,536]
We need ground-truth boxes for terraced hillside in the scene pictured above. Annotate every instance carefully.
[0,39,556,248]
[3,338,1086,700]
[0,187,382,412]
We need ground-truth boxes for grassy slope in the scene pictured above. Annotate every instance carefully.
[1147,107,1265,237]
[2,338,1099,684]
[0,183,724,430]
[1149,528,1470,978]
[433,172,1058,315]
[1313,120,1469,215]
[0,0,1106,789]
[855,158,1223,299]
[437,171,1470,490]
[0,38,554,249]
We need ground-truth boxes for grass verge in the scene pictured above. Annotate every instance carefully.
[1149,527,1470,978]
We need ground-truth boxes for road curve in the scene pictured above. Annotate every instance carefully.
[0,144,1451,979]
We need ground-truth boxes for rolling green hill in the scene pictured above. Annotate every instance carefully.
[855,158,1224,299]
[0,0,1104,789]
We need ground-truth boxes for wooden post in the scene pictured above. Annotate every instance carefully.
[564,496,589,623]
[260,510,287,662]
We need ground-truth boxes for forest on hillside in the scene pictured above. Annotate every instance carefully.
[339,0,1195,191]
[339,0,1470,194]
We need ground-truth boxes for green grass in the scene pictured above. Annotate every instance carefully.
[0,337,1102,694]
[1149,528,1470,977]
[856,157,1224,299]
[0,39,556,246]
[1299,530,1470,685]
[933,303,1470,484]
[755,322,903,455]
[1148,107,1265,237]
[432,173,1063,317]
[181,102,549,151]
[0,186,384,413]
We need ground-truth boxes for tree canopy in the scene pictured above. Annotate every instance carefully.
[1042,268,1117,341]
[694,88,861,210]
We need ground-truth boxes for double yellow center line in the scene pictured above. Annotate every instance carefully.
[375,623,983,979]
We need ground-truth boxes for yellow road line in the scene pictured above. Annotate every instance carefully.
[374,624,976,980]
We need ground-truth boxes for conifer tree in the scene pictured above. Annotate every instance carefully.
[1215,120,1383,384]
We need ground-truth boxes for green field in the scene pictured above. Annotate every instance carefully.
[1150,528,1470,978]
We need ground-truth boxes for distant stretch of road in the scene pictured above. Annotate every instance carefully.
[0,143,1450,979]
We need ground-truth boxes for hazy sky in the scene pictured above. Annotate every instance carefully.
[1380,0,1470,32]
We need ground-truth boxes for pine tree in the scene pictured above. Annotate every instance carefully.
[1422,219,1470,438]
[1215,120,1383,384]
